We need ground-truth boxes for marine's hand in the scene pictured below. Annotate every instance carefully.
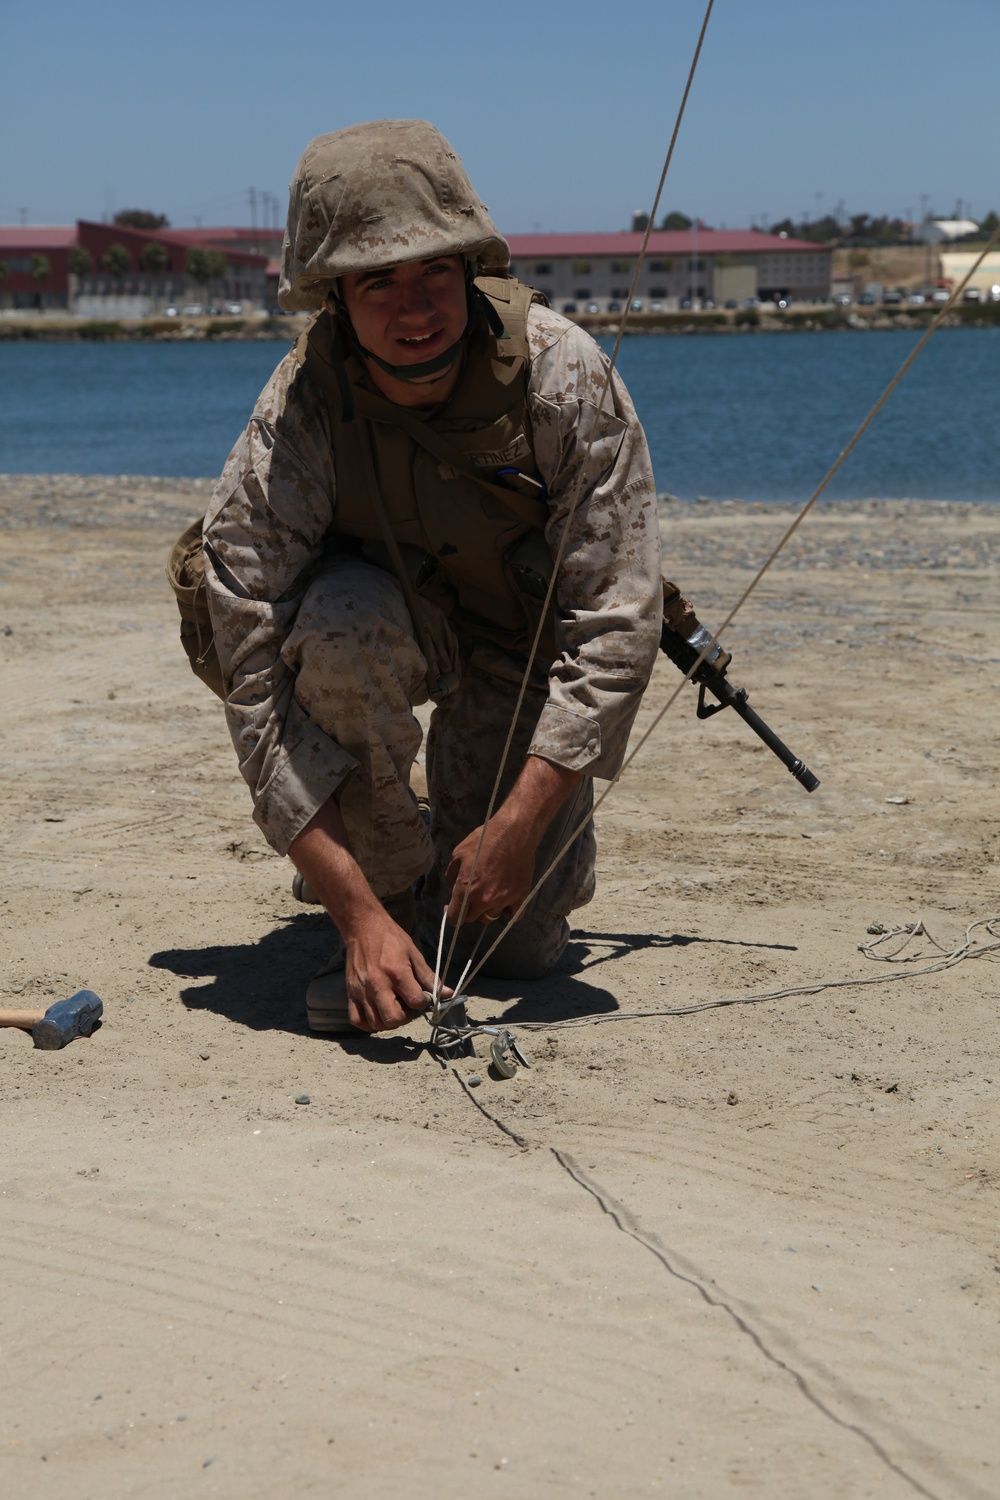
[445,755,582,927]
[446,816,534,927]
[343,908,448,1033]
[288,795,450,1033]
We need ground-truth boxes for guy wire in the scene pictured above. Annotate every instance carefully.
[474,918,1000,1034]
[439,0,718,984]
[456,222,1000,997]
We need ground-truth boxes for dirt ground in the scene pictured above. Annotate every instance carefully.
[832,244,941,291]
[2,476,998,1500]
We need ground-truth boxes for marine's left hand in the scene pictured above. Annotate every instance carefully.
[446,815,535,926]
[445,755,581,927]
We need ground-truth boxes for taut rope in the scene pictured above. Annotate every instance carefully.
[439,0,719,984]
[449,221,1000,1003]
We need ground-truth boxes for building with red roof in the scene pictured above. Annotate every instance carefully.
[1,222,831,314]
[504,230,831,308]
[0,221,270,313]
[0,227,78,310]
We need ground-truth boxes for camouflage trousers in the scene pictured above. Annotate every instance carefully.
[283,553,596,979]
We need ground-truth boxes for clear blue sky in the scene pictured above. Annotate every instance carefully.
[2,0,997,234]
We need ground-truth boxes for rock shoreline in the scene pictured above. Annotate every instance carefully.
[1,476,996,578]
[1,304,996,342]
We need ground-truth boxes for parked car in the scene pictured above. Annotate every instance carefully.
[701,297,716,309]
[882,289,903,305]
[857,292,876,306]
[206,304,221,316]
[723,298,737,309]
[679,296,693,309]
[630,299,643,312]
[224,301,244,315]
[163,305,179,317]
[607,301,622,313]
[990,285,1000,302]
[930,288,950,303]
[742,297,761,309]
[833,292,852,306]
[963,287,983,302]
[585,301,599,313]
[562,302,578,314]
[907,292,926,305]
[181,303,205,316]
[649,301,664,312]
[772,296,788,309]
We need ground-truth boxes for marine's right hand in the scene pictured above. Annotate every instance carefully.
[343,908,450,1033]
[289,796,449,1032]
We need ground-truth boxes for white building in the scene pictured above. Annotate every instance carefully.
[504,230,832,311]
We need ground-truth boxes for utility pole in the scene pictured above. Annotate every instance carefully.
[919,193,931,285]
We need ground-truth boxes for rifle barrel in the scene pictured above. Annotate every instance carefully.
[660,623,820,793]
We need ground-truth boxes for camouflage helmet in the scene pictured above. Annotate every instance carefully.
[278,119,510,312]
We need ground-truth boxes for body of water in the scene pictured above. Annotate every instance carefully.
[1,327,997,501]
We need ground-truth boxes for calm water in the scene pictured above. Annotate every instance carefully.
[1,328,997,501]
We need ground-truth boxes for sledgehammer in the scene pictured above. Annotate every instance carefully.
[0,989,103,1049]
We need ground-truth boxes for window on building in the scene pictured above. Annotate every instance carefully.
[572,260,591,274]
[649,260,670,272]
[611,286,629,298]
[574,288,591,299]
[534,262,552,275]
[610,260,633,274]
[649,286,667,297]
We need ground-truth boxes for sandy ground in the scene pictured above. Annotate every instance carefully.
[1,476,998,1500]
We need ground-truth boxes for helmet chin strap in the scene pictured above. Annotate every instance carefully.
[362,338,466,384]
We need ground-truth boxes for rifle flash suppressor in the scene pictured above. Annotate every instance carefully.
[659,580,820,794]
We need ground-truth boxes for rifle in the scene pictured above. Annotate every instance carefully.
[660,580,820,793]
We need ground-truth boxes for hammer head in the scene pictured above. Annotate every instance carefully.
[32,990,104,1050]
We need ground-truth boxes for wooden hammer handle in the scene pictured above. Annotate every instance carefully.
[0,1009,45,1029]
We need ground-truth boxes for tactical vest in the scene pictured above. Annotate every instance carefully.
[296,276,557,660]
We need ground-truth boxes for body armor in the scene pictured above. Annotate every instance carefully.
[297,276,558,659]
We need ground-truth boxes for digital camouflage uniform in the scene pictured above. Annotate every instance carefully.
[201,121,663,979]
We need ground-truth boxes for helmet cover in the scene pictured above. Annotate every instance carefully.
[279,119,509,311]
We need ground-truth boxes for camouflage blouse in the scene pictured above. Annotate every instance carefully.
[203,305,663,855]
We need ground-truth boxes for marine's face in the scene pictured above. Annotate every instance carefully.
[340,253,468,405]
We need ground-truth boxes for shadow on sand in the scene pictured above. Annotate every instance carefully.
[148,916,797,1053]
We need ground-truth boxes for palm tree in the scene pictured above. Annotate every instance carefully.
[140,241,168,274]
[186,247,227,305]
[103,244,132,277]
[30,254,50,283]
[68,246,94,277]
